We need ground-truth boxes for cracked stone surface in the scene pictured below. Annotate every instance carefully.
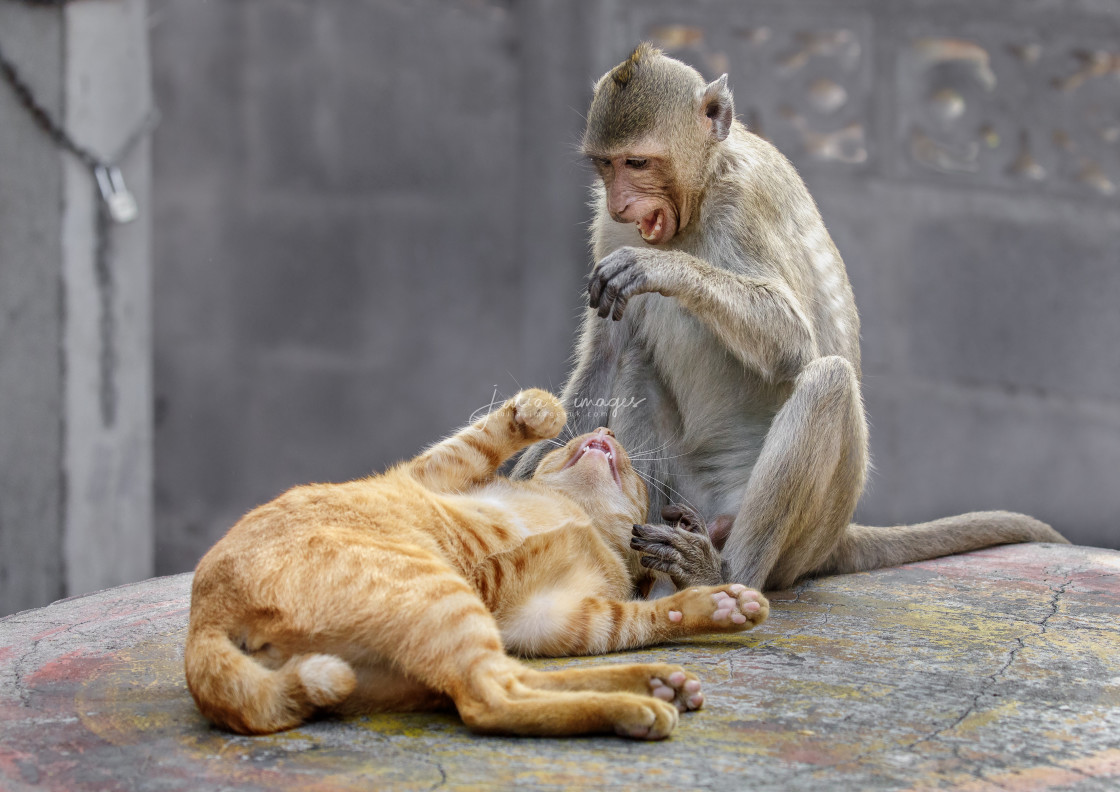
[2,543,1118,791]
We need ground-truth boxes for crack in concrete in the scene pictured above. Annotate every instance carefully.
[425,761,447,791]
[9,618,85,708]
[733,579,818,657]
[1039,579,1071,629]
[775,573,1084,787]
[900,576,1074,753]
[818,602,835,632]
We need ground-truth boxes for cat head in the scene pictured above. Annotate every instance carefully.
[531,428,648,525]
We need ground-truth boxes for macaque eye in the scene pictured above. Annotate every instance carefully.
[626,158,648,169]
[591,157,612,169]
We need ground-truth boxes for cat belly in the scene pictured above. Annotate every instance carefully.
[472,494,532,538]
[449,484,588,542]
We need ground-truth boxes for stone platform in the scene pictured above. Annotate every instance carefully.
[1,543,1118,791]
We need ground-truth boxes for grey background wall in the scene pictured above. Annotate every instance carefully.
[0,0,1117,615]
[148,0,1120,576]
[1,0,153,616]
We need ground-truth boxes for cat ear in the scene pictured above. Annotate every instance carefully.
[699,74,734,142]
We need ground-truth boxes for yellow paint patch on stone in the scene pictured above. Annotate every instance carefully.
[907,746,1120,791]
[1040,630,1120,669]
[953,701,1019,735]
[76,639,206,746]
[354,711,458,738]
[770,678,893,702]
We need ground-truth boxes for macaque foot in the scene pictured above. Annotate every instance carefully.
[665,584,769,634]
[510,389,566,439]
[632,512,724,588]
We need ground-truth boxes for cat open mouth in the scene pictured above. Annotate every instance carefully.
[562,433,623,487]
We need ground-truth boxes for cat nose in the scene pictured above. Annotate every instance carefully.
[595,427,615,437]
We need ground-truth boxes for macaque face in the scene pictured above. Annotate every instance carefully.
[587,146,681,246]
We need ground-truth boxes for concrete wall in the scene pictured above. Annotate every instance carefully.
[148,0,1120,575]
[0,0,153,616]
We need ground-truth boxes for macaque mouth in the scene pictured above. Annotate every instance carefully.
[637,208,666,244]
[562,434,623,487]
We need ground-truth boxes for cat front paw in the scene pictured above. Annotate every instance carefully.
[709,585,768,628]
[665,584,769,633]
[510,389,566,440]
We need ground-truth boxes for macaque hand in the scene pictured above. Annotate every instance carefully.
[631,506,725,589]
[588,247,684,321]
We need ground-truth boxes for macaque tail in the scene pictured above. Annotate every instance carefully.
[184,626,357,735]
[824,511,1069,575]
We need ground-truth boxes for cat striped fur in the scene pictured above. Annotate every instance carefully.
[184,389,768,739]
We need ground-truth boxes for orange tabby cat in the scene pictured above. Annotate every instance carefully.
[184,389,768,739]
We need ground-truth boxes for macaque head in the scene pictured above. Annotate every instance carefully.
[582,43,734,245]
[533,427,648,527]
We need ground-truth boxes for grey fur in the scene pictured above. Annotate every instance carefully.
[513,47,1068,592]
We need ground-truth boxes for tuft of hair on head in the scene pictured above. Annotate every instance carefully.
[611,42,661,88]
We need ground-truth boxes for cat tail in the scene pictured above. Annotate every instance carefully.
[823,511,1069,575]
[184,625,357,734]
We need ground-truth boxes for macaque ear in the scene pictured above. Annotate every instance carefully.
[700,74,734,142]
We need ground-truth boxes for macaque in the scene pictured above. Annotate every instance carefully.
[513,43,1066,594]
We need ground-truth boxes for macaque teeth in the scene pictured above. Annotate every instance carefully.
[638,212,664,242]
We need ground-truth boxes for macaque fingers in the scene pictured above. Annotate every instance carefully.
[631,523,723,587]
[588,248,658,321]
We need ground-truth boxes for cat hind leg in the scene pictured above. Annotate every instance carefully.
[520,663,705,713]
[352,557,682,739]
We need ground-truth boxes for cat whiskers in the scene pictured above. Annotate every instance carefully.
[630,467,704,526]
[624,438,673,459]
[628,447,690,463]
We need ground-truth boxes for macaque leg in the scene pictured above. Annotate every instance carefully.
[722,355,868,590]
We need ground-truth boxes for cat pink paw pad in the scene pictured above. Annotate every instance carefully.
[710,587,765,626]
[648,672,703,712]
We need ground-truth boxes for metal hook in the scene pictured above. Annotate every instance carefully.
[94,164,139,224]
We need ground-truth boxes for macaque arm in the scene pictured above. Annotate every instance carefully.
[410,389,565,492]
[589,247,818,383]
